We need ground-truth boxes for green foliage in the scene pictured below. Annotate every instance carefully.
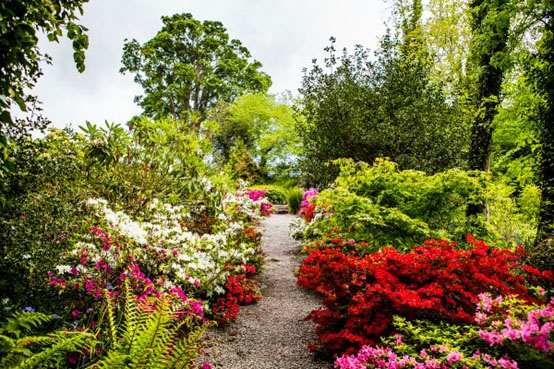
[225,141,265,184]
[91,285,211,369]
[0,312,96,369]
[81,118,216,215]
[424,0,471,98]
[250,185,288,205]
[492,73,542,191]
[120,13,271,129]
[0,129,90,314]
[466,0,512,175]
[297,34,468,185]
[530,1,554,252]
[211,93,302,179]
[0,0,90,183]
[304,158,536,250]
[286,187,303,214]
[488,182,540,246]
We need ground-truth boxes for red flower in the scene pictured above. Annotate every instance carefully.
[297,237,552,355]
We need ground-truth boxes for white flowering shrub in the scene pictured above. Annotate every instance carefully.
[47,188,268,322]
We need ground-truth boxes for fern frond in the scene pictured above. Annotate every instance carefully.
[105,292,118,349]
[18,331,94,369]
[91,286,209,369]
[122,281,140,354]
[1,312,52,339]
[165,318,214,369]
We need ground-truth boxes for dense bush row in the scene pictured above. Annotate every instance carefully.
[298,237,552,355]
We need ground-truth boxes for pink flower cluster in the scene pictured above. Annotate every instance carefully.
[246,189,273,216]
[334,344,518,369]
[261,202,273,216]
[247,190,266,202]
[300,188,319,208]
[476,293,554,352]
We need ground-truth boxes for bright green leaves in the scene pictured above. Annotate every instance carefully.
[309,158,537,250]
[211,93,301,180]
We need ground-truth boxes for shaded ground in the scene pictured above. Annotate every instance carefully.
[202,214,332,369]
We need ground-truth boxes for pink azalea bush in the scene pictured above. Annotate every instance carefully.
[298,188,319,221]
[226,187,274,218]
[335,344,519,369]
[476,292,553,353]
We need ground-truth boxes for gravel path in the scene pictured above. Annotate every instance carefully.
[203,214,332,369]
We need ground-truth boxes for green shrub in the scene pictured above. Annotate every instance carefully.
[299,158,537,251]
[286,187,303,214]
[0,120,225,315]
[0,130,91,315]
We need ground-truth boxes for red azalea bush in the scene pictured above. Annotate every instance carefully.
[297,235,553,355]
[212,265,261,324]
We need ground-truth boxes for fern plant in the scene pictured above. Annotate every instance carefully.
[0,311,96,369]
[90,282,212,369]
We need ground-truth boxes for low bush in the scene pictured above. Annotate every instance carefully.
[290,158,540,251]
[250,184,288,204]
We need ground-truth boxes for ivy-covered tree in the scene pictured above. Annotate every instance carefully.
[120,13,272,131]
[465,0,512,218]
[466,0,511,173]
[531,0,554,266]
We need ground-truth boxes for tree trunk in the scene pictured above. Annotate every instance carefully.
[466,0,510,217]
[534,7,554,266]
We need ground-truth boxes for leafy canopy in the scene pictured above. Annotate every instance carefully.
[211,93,301,178]
[120,13,272,129]
[0,0,89,181]
[297,35,468,185]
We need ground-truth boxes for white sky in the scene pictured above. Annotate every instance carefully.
[32,0,390,129]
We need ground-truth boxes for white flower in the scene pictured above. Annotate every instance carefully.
[55,265,72,274]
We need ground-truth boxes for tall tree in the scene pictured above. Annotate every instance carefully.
[424,0,471,99]
[533,0,554,259]
[120,13,272,131]
[466,0,512,216]
[211,93,301,177]
[297,34,468,185]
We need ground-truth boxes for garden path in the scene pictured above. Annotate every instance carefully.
[202,214,332,369]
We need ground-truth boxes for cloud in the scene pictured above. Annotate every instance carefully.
[32,0,389,129]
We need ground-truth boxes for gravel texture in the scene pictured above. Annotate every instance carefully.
[202,214,332,369]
